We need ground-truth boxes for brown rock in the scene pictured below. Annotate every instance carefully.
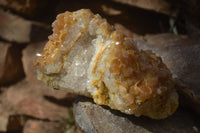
[0,9,31,43]
[0,41,76,131]
[0,41,24,85]
[74,96,200,133]
[0,104,29,133]
[134,33,200,113]
[0,115,8,132]
[111,0,178,16]
[180,0,200,18]
[0,0,50,17]
[7,115,30,132]
[23,120,65,133]
[0,9,51,43]
[1,80,71,121]
[0,104,9,132]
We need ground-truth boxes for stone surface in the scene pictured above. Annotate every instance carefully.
[111,0,177,16]
[23,120,65,133]
[0,9,31,43]
[134,33,200,113]
[0,40,76,132]
[0,104,9,132]
[0,9,51,43]
[0,104,30,133]
[180,0,200,18]
[74,96,200,133]
[1,80,71,121]
[0,0,45,16]
[0,41,24,85]
[7,115,30,132]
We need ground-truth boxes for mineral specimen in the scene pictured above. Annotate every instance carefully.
[35,9,178,119]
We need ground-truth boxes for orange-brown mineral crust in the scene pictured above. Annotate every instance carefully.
[35,9,178,119]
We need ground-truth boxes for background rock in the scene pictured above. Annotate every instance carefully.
[7,115,30,132]
[0,9,51,43]
[0,104,9,132]
[111,0,178,16]
[0,9,31,43]
[74,96,200,133]
[1,79,72,121]
[0,0,47,17]
[0,0,59,20]
[23,120,65,133]
[0,40,76,132]
[0,41,24,85]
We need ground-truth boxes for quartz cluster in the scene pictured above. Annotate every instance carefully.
[35,9,178,119]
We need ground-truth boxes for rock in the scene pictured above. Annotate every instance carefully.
[74,96,200,133]
[0,9,51,43]
[111,0,178,16]
[0,104,9,132]
[0,0,46,17]
[7,115,30,132]
[36,9,178,119]
[134,33,200,114]
[0,115,8,132]
[0,40,76,132]
[0,9,31,43]
[23,120,65,133]
[1,80,72,121]
[0,41,24,85]
[0,104,30,133]
[23,119,83,133]
[0,0,59,19]
[35,9,178,119]
[180,0,200,18]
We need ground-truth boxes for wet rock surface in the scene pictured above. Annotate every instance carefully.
[74,96,200,133]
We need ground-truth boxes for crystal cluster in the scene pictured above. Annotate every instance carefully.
[35,9,178,119]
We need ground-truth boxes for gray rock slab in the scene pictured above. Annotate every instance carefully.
[74,96,200,133]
